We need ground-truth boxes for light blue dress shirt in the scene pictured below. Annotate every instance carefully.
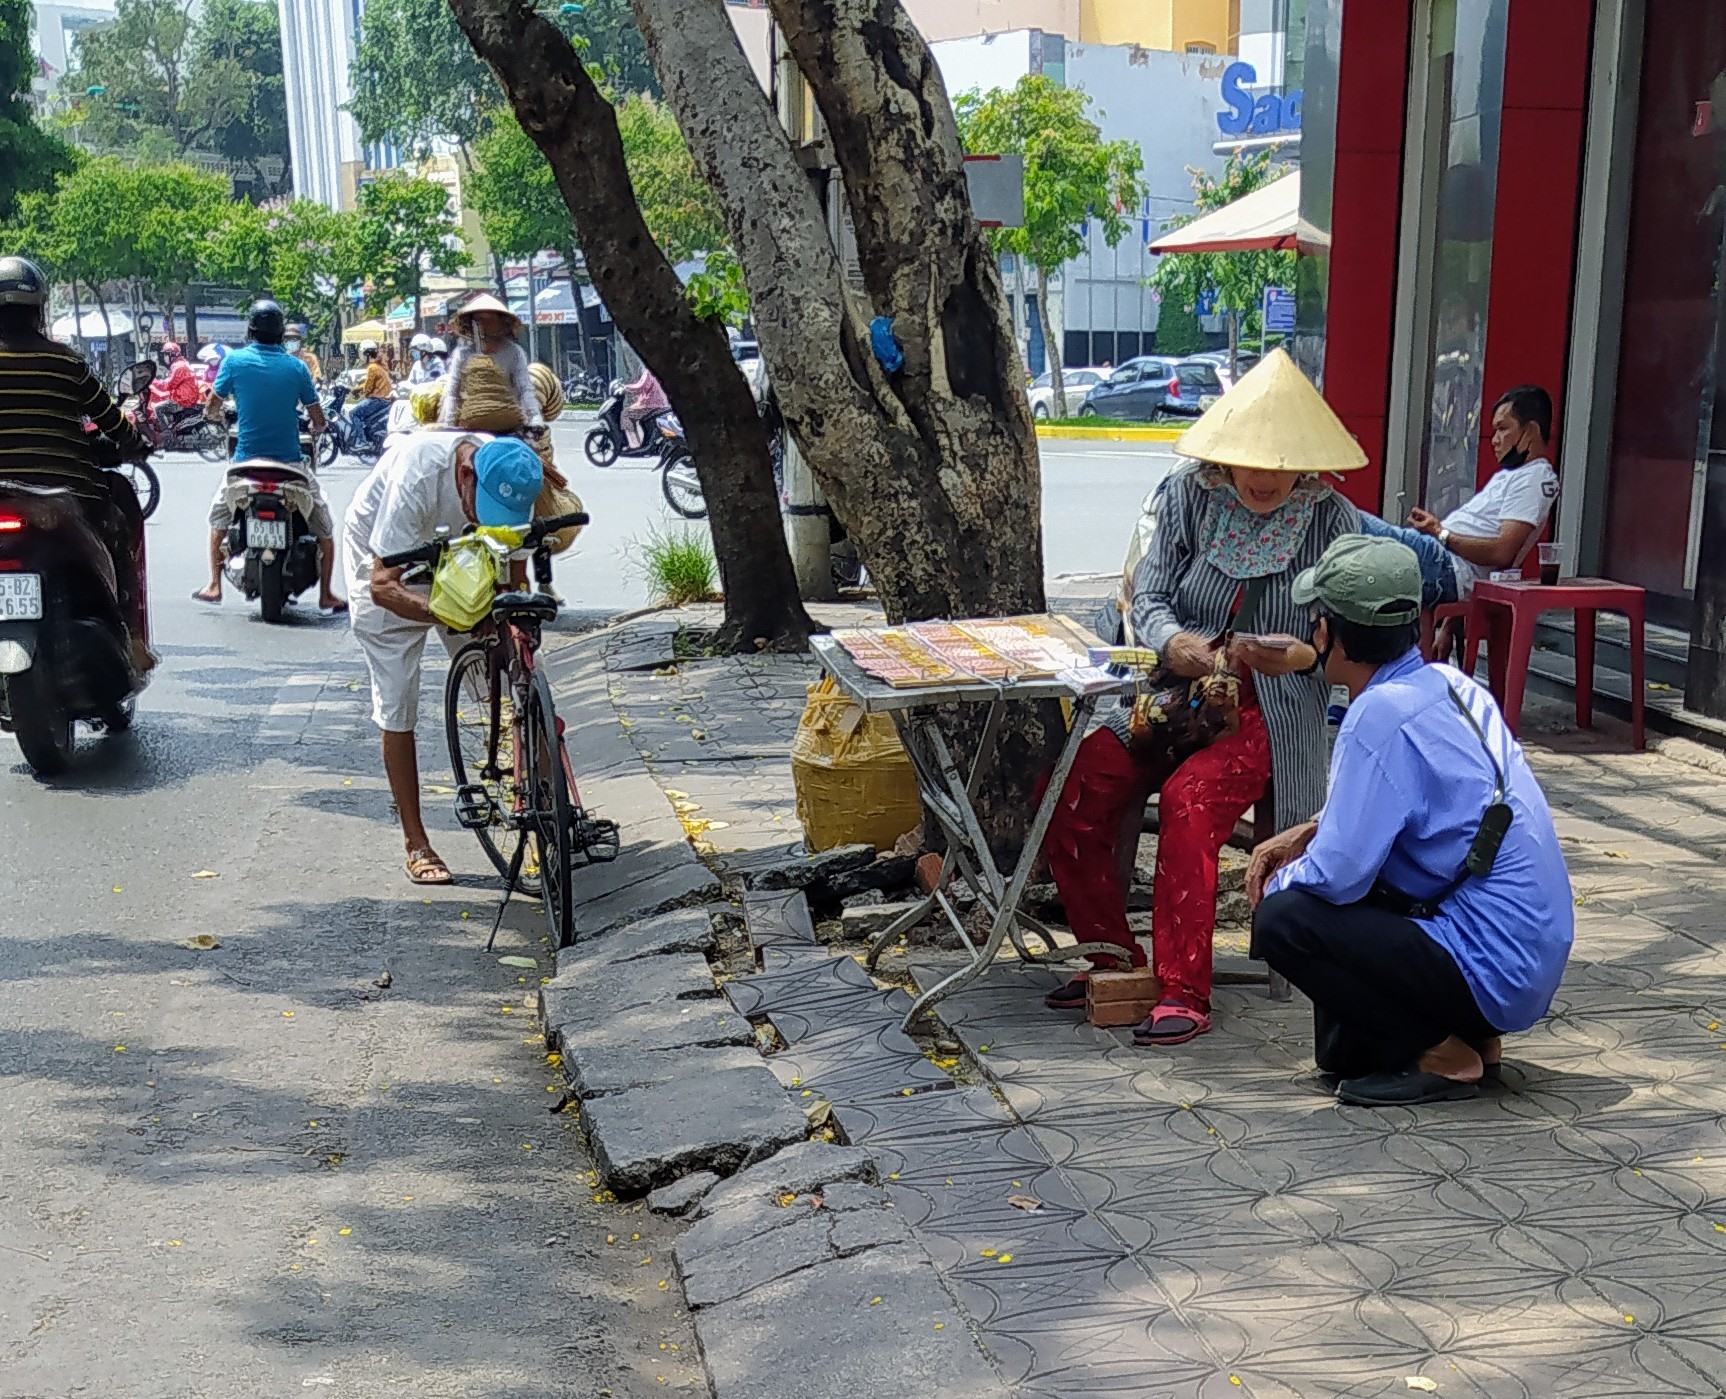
[1266,649,1574,1032]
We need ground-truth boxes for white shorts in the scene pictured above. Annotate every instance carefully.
[208,470,334,538]
[350,600,454,732]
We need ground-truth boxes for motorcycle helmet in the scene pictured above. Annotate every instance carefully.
[0,256,49,307]
[410,332,433,353]
[197,343,223,365]
[429,336,448,355]
[360,339,379,355]
[247,299,286,344]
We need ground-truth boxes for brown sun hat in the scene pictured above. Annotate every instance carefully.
[1176,347,1368,473]
[451,292,523,339]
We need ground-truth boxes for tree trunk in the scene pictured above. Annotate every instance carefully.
[70,281,87,362]
[447,0,816,652]
[628,0,1060,858]
[1037,264,1065,419]
[184,293,200,356]
[94,287,113,382]
[1228,306,1240,381]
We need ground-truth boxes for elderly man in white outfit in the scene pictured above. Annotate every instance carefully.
[344,429,542,884]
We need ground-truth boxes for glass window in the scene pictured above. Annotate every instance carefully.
[1107,365,1140,384]
[1601,8,1726,603]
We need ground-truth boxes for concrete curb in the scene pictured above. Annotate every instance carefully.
[1036,423,1184,443]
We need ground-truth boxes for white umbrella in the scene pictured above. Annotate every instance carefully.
[1149,172,1301,256]
[50,309,136,340]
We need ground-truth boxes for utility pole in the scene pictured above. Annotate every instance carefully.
[525,254,540,364]
[781,432,833,601]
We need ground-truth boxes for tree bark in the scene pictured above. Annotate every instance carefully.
[1037,263,1065,419]
[445,0,815,651]
[628,0,1060,858]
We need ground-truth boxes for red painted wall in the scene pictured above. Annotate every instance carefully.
[1475,0,1593,487]
[1321,1,1413,513]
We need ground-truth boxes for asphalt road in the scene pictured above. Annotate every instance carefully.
[0,445,702,1397]
[552,411,1178,608]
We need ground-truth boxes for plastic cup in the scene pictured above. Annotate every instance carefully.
[1538,542,1562,586]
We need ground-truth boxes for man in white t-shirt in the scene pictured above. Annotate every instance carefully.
[344,430,541,885]
[1361,385,1559,606]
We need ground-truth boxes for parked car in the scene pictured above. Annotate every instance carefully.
[1026,366,1107,419]
[1078,356,1226,423]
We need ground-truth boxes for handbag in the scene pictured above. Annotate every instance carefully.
[1123,577,1267,777]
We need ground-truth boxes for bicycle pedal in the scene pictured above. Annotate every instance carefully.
[454,783,497,829]
[576,816,621,863]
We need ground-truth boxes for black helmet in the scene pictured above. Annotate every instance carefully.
[0,256,49,308]
[247,299,286,344]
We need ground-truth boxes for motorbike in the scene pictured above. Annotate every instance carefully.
[585,382,672,467]
[657,414,706,520]
[563,367,608,404]
[0,361,157,774]
[134,396,226,463]
[217,437,323,624]
[317,385,385,465]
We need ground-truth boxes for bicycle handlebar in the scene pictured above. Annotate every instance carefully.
[376,512,591,571]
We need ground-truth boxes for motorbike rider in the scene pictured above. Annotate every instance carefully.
[428,336,449,376]
[619,363,669,448]
[0,256,155,671]
[150,341,204,436]
[195,299,345,611]
[285,323,323,386]
[350,341,395,445]
[406,332,443,385]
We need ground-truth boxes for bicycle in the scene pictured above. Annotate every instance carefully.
[378,509,619,948]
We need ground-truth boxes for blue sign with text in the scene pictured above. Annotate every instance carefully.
[1217,61,1303,138]
[1263,287,1296,334]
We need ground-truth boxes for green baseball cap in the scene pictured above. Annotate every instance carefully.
[1292,534,1423,626]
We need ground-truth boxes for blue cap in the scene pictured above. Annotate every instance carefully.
[472,437,543,528]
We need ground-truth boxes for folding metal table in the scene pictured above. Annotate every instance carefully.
[810,634,1136,1028]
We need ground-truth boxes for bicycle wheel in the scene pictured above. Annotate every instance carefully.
[528,670,575,948]
[121,460,160,520]
[194,421,228,462]
[444,641,540,893]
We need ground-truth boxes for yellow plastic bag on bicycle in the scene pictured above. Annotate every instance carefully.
[429,535,500,633]
[790,677,921,854]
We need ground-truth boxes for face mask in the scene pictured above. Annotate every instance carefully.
[1313,616,1336,671]
[1499,444,1529,469]
[284,340,301,353]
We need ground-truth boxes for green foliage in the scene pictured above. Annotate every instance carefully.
[349,172,469,315]
[467,106,571,261]
[617,95,727,265]
[550,0,657,97]
[685,250,749,327]
[60,0,290,193]
[1150,152,1295,342]
[0,0,74,219]
[1153,298,1206,356]
[257,200,365,337]
[129,162,231,303]
[637,525,718,607]
[349,0,496,154]
[954,75,1146,276]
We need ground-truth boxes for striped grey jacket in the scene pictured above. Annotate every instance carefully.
[1104,463,1361,831]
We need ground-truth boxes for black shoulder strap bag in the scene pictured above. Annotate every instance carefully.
[1370,686,1516,920]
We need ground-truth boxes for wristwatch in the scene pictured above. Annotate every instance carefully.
[1438,527,1452,550]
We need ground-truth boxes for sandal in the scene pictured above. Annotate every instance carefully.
[1043,975,1089,1011]
[404,849,453,885]
[1132,999,1211,1047]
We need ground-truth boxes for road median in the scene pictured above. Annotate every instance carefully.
[1035,422,1184,443]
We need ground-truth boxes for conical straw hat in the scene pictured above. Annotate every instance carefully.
[452,292,522,335]
[1175,347,1367,473]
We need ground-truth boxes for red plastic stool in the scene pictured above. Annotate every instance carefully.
[1462,578,1645,750]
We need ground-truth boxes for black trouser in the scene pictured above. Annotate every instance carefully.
[1253,889,1502,1079]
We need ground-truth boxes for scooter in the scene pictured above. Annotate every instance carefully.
[585,382,672,467]
[217,441,323,624]
[657,414,706,520]
[0,361,157,774]
[318,385,384,466]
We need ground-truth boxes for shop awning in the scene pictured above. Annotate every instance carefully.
[507,280,584,326]
[342,319,390,345]
[1149,171,1300,255]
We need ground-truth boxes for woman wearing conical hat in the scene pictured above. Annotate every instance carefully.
[438,293,545,441]
[1043,349,1367,1046]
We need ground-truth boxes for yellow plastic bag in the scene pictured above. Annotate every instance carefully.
[429,535,500,632]
[791,677,922,854]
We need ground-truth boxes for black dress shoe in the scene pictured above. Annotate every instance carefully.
[1336,1067,1480,1106]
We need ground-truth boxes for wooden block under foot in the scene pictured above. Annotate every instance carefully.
[1086,969,1161,1028]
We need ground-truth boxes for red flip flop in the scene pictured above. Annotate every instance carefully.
[1132,1000,1211,1047]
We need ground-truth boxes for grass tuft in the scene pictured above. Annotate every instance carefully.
[637,525,719,607]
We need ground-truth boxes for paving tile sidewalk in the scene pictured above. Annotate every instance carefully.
[583,614,1726,1398]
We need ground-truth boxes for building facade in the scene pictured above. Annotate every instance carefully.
[27,0,117,108]
[1296,0,1726,721]
[278,0,365,208]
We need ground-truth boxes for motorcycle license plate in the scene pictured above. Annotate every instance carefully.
[0,573,43,621]
[249,516,290,550]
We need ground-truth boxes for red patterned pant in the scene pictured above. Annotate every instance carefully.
[1043,707,1272,1011]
